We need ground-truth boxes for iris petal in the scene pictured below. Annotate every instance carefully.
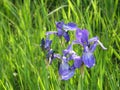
[63,44,74,56]
[63,32,70,42]
[57,28,64,36]
[56,21,64,29]
[56,22,64,36]
[76,29,89,45]
[88,37,107,50]
[40,38,45,49]
[73,56,82,68]
[45,39,52,50]
[67,23,77,28]
[82,52,95,68]
[90,42,98,52]
[40,38,52,50]
[61,70,75,80]
[59,62,75,80]
[63,22,77,31]
[54,54,61,59]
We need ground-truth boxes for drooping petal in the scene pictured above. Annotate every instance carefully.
[59,62,69,75]
[56,22,64,36]
[59,62,75,80]
[76,28,89,45]
[57,28,64,36]
[63,32,70,42]
[63,22,77,31]
[82,52,95,68]
[73,55,82,68]
[61,70,75,80]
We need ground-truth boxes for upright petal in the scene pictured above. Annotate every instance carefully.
[76,28,89,45]
[59,62,75,80]
[63,44,74,56]
[56,22,64,36]
[56,21,64,29]
[63,32,70,42]
[90,41,98,52]
[82,52,95,68]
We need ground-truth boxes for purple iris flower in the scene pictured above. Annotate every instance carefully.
[46,21,77,42]
[73,28,107,68]
[46,50,75,80]
[57,44,83,80]
[56,21,77,42]
[40,38,52,51]
[53,48,77,80]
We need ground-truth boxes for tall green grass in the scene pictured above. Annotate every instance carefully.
[0,0,119,90]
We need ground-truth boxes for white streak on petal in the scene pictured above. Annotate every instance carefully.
[97,40,107,50]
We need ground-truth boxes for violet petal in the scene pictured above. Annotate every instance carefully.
[44,39,52,50]
[82,52,95,68]
[59,62,75,80]
[63,22,77,31]
[56,21,64,29]
[76,28,89,45]
[90,42,98,52]
[88,37,107,50]
[63,44,74,56]
[63,32,70,42]
[40,38,45,49]
[57,28,64,36]
[73,56,82,68]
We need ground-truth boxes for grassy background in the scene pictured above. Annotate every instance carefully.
[0,0,120,90]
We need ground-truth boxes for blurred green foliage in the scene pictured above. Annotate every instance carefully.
[0,0,119,90]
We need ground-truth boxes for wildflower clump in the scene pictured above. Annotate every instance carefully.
[40,21,107,80]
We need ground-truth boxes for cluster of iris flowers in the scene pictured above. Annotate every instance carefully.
[40,21,107,80]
